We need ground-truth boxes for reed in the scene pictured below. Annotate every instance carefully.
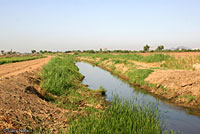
[67,96,164,134]
[41,56,83,96]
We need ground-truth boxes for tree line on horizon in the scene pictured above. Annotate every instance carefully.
[1,45,200,56]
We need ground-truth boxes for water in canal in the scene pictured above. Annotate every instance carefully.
[76,62,200,134]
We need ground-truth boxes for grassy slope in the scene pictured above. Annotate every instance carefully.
[80,53,170,63]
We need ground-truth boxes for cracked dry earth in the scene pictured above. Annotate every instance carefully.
[0,57,69,132]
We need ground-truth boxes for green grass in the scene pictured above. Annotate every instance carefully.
[79,53,170,63]
[41,56,83,96]
[0,55,45,65]
[127,69,154,85]
[143,54,170,62]
[67,96,165,134]
[184,95,196,103]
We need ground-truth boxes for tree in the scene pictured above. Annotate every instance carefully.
[32,50,36,54]
[144,44,150,52]
[156,45,164,51]
[100,48,102,52]
[1,50,4,55]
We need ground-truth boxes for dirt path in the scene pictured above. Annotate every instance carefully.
[0,56,52,78]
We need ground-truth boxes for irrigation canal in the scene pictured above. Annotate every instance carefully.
[76,62,200,134]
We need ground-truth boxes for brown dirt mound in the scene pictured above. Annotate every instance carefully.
[0,70,69,132]
[0,57,70,132]
[145,70,200,106]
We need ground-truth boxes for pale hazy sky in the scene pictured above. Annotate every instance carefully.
[0,0,200,52]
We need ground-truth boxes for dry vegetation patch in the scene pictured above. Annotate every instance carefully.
[114,63,129,74]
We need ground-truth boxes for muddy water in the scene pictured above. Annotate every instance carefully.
[76,62,200,134]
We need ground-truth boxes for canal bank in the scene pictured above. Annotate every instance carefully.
[76,61,200,134]
[77,56,200,111]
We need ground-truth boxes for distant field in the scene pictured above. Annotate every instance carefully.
[134,52,200,58]
[0,55,45,65]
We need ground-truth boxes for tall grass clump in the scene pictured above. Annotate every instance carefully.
[68,96,163,134]
[41,56,83,96]
[144,54,170,63]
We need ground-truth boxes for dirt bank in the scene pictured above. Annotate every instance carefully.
[0,69,69,132]
[145,70,200,106]
[0,56,107,133]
